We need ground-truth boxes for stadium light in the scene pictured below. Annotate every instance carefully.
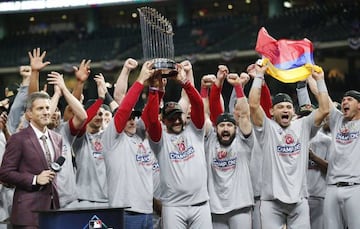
[0,0,158,13]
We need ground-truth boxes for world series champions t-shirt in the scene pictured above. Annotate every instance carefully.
[102,119,155,213]
[72,130,108,203]
[205,127,254,214]
[254,112,319,204]
[149,121,209,207]
[327,108,360,184]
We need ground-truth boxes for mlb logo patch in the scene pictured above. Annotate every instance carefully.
[89,219,102,229]
[84,215,109,229]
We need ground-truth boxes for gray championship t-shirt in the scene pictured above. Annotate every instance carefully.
[307,130,331,198]
[205,127,254,214]
[149,121,209,206]
[102,120,155,213]
[55,122,78,207]
[327,108,360,184]
[254,112,318,204]
[72,130,108,203]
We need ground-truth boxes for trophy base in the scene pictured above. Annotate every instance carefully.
[153,58,178,78]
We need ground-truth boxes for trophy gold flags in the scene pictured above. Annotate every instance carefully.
[138,6,177,77]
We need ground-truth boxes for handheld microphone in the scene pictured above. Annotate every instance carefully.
[50,156,66,172]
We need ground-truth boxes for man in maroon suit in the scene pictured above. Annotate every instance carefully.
[0,92,62,228]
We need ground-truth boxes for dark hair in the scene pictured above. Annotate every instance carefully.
[26,92,50,110]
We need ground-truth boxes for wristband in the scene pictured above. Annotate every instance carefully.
[234,84,244,98]
[316,79,328,93]
[200,87,208,98]
[255,73,264,80]
[181,78,189,85]
[104,92,114,105]
[252,76,263,89]
[149,86,159,93]
[296,81,307,89]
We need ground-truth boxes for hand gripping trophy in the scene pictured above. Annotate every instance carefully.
[138,6,177,77]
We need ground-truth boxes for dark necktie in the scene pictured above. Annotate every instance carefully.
[40,135,52,166]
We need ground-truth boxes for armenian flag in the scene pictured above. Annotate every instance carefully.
[255,27,322,83]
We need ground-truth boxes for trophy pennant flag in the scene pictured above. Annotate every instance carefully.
[138,6,177,77]
[255,27,322,83]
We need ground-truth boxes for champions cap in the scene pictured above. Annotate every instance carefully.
[272,93,293,106]
[216,113,236,125]
[343,90,360,102]
[162,102,183,119]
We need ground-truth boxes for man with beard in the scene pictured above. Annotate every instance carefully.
[143,63,211,228]
[205,69,254,229]
[248,61,329,229]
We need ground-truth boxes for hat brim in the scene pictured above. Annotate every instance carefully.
[163,110,182,119]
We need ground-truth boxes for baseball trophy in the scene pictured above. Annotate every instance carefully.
[138,6,177,77]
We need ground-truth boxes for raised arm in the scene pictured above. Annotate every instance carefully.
[307,74,334,110]
[174,64,204,129]
[62,59,91,122]
[143,73,162,142]
[310,68,330,126]
[112,61,153,133]
[72,59,91,100]
[97,73,118,112]
[28,48,50,95]
[208,65,228,123]
[6,67,31,134]
[247,63,272,118]
[178,60,194,122]
[77,75,107,137]
[47,71,87,130]
[227,73,252,135]
[113,58,138,105]
[249,62,268,127]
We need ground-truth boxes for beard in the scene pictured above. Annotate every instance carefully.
[216,131,235,146]
[47,120,58,130]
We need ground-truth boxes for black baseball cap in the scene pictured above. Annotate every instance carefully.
[272,93,293,106]
[216,113,236,125]
[130,110,142,118]
[84,99,111,112]
[162,102,183,119]
[343,90,360,102]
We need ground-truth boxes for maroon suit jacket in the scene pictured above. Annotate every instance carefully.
[0,125,62,226]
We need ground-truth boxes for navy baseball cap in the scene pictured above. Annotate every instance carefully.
[343,90,360,102]
[162,102,183,119]
[272,93,293,106]
[216,113,236,125]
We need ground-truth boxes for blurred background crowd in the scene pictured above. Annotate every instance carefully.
[0,0,359,112]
